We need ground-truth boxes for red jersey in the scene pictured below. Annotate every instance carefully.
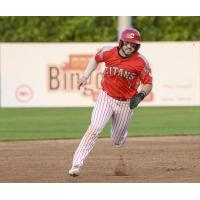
[95,46,152,99]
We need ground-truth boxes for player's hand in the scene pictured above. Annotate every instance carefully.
[129,92,146,109]
[78,76,88,89]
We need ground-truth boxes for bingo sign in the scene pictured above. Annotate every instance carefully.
[1,42,200,107]
[15,85,33,103]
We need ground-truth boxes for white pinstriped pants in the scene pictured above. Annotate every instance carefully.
[72,90,133,168]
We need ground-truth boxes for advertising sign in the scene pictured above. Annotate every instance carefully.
[0,42,199,107]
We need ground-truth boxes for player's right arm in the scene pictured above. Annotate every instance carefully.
[78,46,113,89]
[78,56,99,89]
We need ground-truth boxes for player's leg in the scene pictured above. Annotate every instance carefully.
[70,90,113,173]
[110,101,132,147]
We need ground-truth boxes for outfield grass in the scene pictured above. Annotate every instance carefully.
[0,107,200,141]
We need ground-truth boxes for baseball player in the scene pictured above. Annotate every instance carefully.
[69,28,153,177]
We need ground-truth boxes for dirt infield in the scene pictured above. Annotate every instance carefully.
[0,135,200,183]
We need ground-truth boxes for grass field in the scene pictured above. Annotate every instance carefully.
[0,106,200,141]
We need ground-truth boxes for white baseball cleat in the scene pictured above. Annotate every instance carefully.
[115,143,123,148]
[115,142,124,148]
[69,166,80,177]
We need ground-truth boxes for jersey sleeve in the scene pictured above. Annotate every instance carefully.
[139,64,153,84]
[138,55,153,84]
[95,46,114,62]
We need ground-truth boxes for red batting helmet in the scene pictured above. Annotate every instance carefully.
[119,28,141,53]
[120,28,141,44]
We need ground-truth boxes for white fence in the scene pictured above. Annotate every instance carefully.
[0,42,200,107]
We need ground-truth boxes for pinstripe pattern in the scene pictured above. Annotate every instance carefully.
[110,100,132,146]
[72,90,133,168]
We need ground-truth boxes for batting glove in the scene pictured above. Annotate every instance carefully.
[129,91,146,109]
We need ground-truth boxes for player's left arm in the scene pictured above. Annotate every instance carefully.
[130,62,153,109]
[139,83,153,96]
[129,83,153,109]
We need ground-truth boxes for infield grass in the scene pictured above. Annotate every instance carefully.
[0,106,200,141]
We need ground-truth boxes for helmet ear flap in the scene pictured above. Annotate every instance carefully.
[134,44,140,51]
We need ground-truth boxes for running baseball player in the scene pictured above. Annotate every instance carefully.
[69,28,153,177]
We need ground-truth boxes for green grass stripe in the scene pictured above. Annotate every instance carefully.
[0,107,200,141]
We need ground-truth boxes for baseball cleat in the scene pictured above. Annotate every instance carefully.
[115,142,124,148]
[69,166,80,177]
[115,143,123,148]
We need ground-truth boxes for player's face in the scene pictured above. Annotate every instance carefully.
[121,41,136,56]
